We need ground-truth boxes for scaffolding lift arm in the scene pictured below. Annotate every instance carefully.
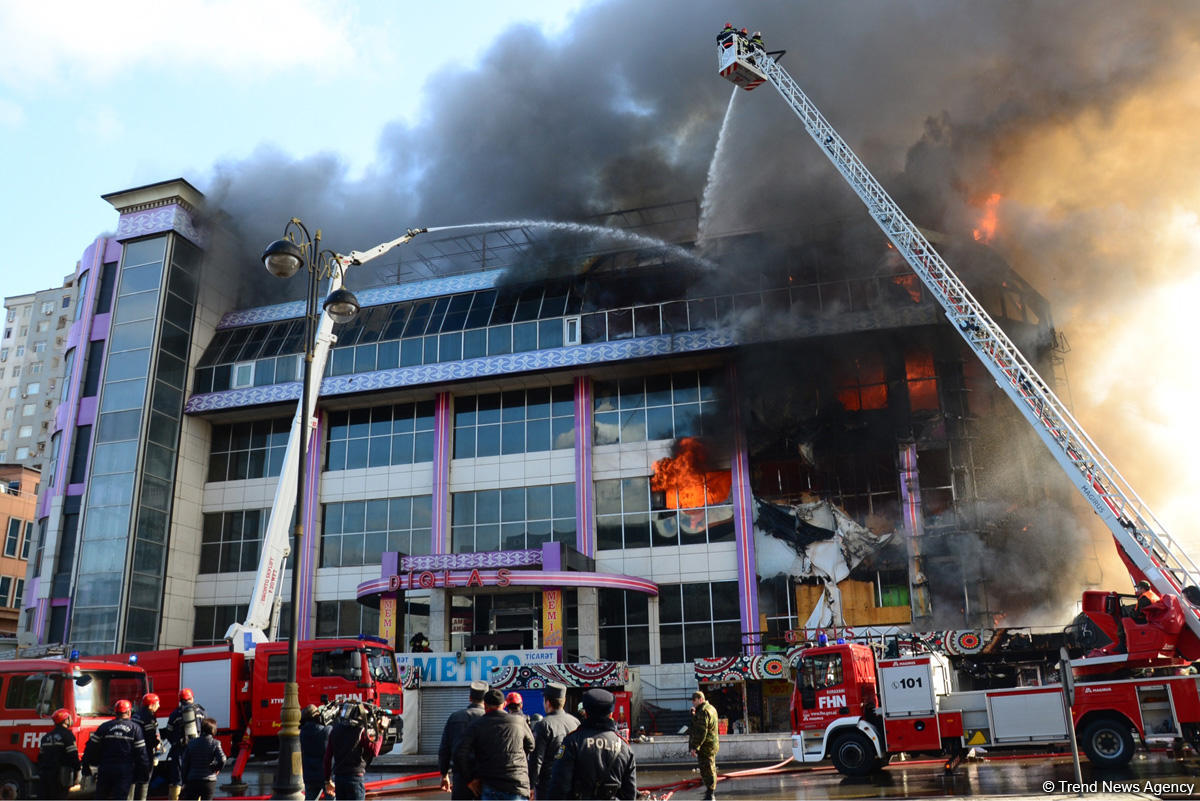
[225,227,427,653]
[717,39,1200,646]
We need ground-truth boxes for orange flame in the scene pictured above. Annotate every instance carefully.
[972,193,1002,243]
[651,437,732,509]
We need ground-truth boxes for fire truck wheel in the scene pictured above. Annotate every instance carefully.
[1079,717,1135,768]
[0,768,26,800]
[830,731,880,776]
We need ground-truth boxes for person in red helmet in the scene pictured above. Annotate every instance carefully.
[132,692,162,800]
[83,699,149,800]
[39,708,80,800]
[504,691,524,715]
[716,22,736,45]
[165,688,207,800]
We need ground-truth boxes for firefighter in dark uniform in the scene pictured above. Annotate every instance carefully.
[438,680,488,799]
[547,689,637,801]
[132,692,161,801]
[83,699,150,800]
[38,707,80,800]
[688,690,720,801]
[529,682,579,799]
[748,31,765,51]
[716,22,736,45]
[1134,579,1162,623]
[164,688,207,801]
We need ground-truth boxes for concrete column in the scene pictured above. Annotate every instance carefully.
[573,376,595,557]
[576,587,598,661]
[428,588,451,652]
[432,393,452,553]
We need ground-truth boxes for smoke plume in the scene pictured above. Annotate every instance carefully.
[202,1,1200,592]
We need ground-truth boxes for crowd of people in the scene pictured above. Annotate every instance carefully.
[40,687,223,800]
[39,680,721,800]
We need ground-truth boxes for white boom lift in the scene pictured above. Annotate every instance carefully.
[225,228,427,652]
[717,36,1200,642]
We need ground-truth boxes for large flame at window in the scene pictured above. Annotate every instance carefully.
[651,437,732,509]
[972,193,1002,243]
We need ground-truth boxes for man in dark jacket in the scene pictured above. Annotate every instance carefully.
[438,680,488,799]
[454,688,534,800]
[132,692,161,801]
[83,699,150,800]
[547,689,636,800]
[688,691,720,800]
[179,718,226,800]
[164,688,207,801]
[528,682,578,799]
[299,704,333,800]
[38,708,80,800]
[323,702,389,800]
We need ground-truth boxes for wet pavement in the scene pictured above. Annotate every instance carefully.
[218,750,1200,799]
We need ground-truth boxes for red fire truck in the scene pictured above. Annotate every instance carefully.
[0,655,149,798]
[98,636,404,756]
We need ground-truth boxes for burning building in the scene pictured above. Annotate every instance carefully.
[21,177,1094,741]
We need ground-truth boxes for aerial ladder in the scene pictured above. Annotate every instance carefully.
[225,227,426,652]
[717,36,1200,665]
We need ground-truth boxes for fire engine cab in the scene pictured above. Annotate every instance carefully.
[0,656,148,798]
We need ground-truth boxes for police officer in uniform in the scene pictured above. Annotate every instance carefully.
[132,692,161,801]
[83,699,150,800]
[38,708,80,800]
[547,689,637,801]
[165,688,207,801]
[688,690,720,801]
[528,682,578,799]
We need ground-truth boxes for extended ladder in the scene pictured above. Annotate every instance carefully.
[720,43,1200,638]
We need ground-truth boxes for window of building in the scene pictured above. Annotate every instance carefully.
[598,589,650,664]
[25,382,39,396]
[200,509,269,573]
[36,320,49,333]
[658,581,741,663]
[11,366,20,379]
[192,603,249,646]
[0,577,8,607]
[62,296,71,309]
[17,425,32,438]
[453,387,574,458]
[316,600,381,638]
[595,473,733,550]
[3,519,19,557]
[2,408,9,421]
[207,417,290,482]
[18,327,26,338]
[7,388,16,399]
[21,406,33,418]
[593,369,721,446]
[41,302,54,315]
[325,402,436,471]
[322,495,433,567]
[13,579,23,608]
[14,447,28,460]
[21,522,31,560]
[82,341,104,398]
[0,348,6,360]
[33,342,45,353]
[2,328,8,339]
[69,424,92,484]
[450,484,575,553]
[905,349,939,411]
[836,353,888,411]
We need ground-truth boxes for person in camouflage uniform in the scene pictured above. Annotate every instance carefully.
[687,691,720,801]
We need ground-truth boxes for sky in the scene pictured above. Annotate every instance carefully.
[0,0,590,293]
[3,0,1200,604]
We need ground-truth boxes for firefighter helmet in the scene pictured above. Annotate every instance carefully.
[724,22,732,28]
[114,699,132,715]
[740,27,748,34]
[179,688,194,703]
[51,708,72,726]
[505,692,523,706]
[143,692,160,708]
[1136,580,1152,592]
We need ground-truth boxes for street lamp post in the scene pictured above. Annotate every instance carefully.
[262,219,360,800]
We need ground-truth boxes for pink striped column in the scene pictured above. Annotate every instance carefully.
[728,364,761,654]
[431,392,453,553]
[297,412,325,640]
[573,376,595,557]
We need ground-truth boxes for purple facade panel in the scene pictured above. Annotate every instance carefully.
[573,376,594,557]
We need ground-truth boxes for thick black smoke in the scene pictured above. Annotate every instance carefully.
[201,1,1194,617]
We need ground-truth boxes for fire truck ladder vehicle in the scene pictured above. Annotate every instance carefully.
[225,227,427,652]
[717,37,1200,663]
